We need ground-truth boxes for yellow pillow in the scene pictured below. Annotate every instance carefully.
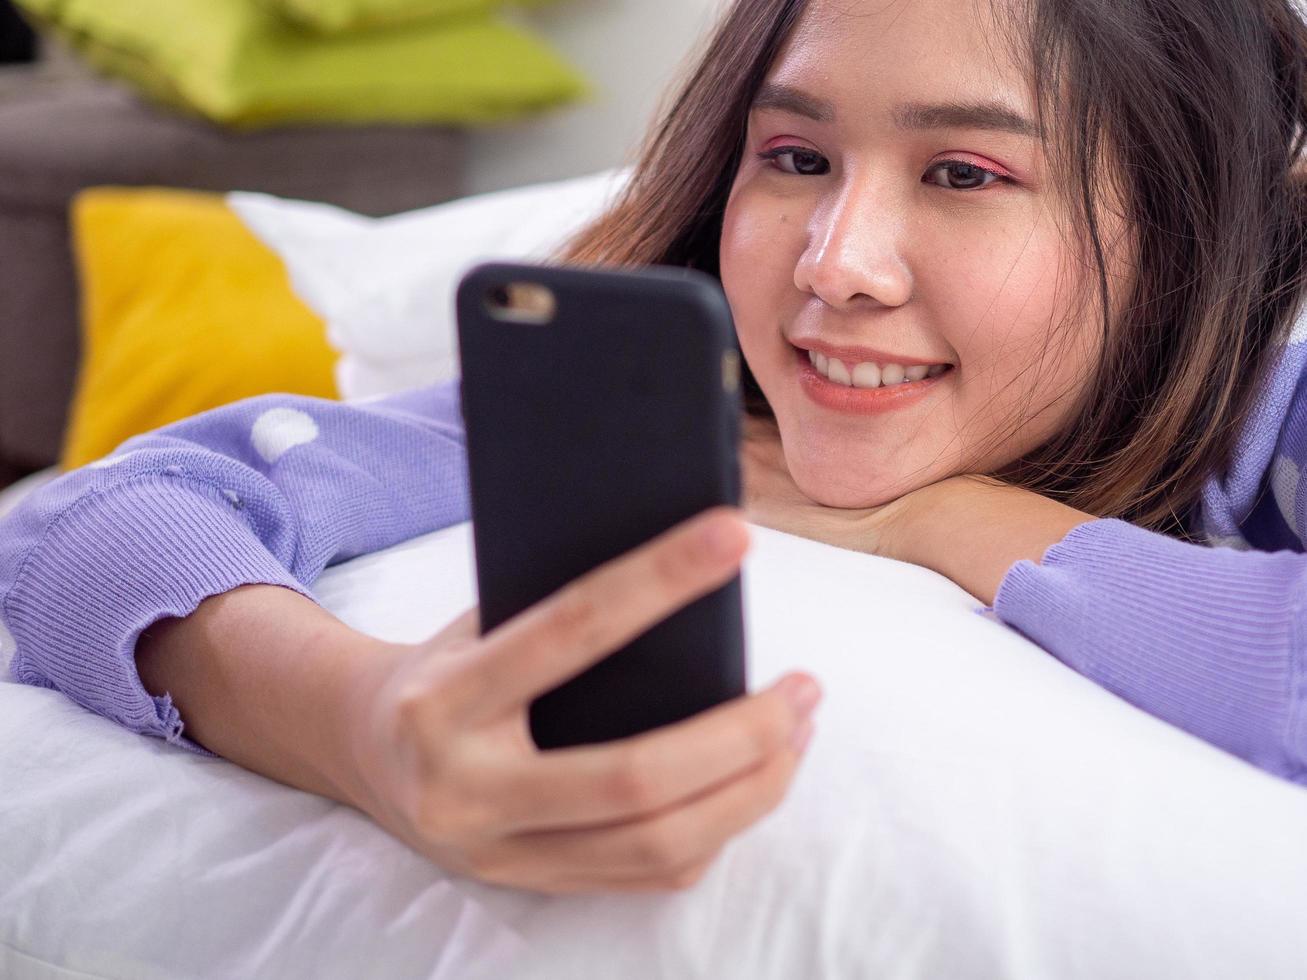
[62,188,339,469]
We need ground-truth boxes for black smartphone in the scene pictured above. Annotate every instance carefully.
[455,261,746,750]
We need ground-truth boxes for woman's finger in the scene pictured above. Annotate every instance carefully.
[431,606,480,643]
[484,728,809,881]
[451,506,751,720]
[479,672,821,833]
[519,853,720,896]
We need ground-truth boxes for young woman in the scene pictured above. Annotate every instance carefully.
[2,0,1305,896]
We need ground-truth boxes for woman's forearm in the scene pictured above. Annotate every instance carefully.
[0,382,470,754]
[135,584,391,808]
[888,476,1097,605]
[889,477,1307,782]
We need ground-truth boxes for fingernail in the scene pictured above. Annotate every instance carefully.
[782,675,821,716]
[791,718,815,753]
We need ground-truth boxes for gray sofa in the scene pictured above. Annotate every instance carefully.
[0,54,465,487]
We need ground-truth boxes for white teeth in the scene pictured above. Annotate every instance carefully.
[806,349,950,388]
[851,361,881,389]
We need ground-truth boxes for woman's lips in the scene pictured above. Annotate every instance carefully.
[794,345,952,415]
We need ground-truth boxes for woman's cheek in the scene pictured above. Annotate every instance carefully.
[721,187,806,341]
[957,242,1097,468]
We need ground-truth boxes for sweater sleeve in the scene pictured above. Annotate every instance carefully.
[0,380,470,755]
[991,518,1307,785]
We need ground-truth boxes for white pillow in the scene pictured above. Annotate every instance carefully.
[3,522,1306,978]
[230,169,632,401]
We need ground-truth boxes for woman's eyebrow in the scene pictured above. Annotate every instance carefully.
[894,100,1041,138]
[751,83,1040,139]
[751,83,836,122]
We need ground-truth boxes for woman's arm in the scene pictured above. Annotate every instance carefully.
[132,507,824,896]
[887,477,1307,785]
[882,475,1096,607]
[1,383,824,895]
[0,380,469,753]
[135,584,383,804]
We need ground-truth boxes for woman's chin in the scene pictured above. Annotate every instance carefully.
[788,461,915,510]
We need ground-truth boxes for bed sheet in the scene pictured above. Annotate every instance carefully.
[3,521,1306,979]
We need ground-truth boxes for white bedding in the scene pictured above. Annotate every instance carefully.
[3,521,1307,979]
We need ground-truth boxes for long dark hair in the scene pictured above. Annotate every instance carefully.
[561,0,1307,538]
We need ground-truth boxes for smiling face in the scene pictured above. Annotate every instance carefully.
[720,0,1117,508]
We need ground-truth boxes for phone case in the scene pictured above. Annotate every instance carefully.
[456,261,746,750]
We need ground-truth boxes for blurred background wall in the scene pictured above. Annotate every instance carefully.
[467,0,729,193]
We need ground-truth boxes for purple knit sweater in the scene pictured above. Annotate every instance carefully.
[2,318,1305,783]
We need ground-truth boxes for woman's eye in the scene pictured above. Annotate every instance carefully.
[924,161,1004,191]
[758,147,830,176]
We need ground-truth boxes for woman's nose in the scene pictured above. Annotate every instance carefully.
[793,181,914,310]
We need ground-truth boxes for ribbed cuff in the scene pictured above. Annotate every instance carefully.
[992,518,1307,781]
[4,475,317,756]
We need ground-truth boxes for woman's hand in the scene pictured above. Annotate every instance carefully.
[340,507,822,896]
[741,411,1095,603]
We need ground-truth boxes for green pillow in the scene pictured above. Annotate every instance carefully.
[265,0,492,34]
[260,0,564,35]
[16,0,587,128]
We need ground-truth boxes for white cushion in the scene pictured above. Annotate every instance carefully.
[3,522,1306,978]
[230,169,631,401]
